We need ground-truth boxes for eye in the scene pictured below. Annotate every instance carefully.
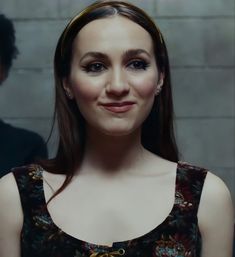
[83,62,106,73]
[127,60,149,70]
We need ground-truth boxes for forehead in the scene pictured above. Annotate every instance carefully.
[73,16,154,55]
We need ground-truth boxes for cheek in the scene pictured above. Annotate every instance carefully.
[70,74,104,101]
[130,72,157,97]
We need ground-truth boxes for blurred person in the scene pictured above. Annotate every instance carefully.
[0,14,48,177]
[0,1,234,257]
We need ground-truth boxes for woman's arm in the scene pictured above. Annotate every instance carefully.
[198,171,234,257]
[0,173,23,257]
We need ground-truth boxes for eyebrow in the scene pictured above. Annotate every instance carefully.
[123,49,151,59]
[80,49,151,62]
[80,52,107,62]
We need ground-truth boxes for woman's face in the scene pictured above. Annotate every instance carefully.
[64,16,163,136]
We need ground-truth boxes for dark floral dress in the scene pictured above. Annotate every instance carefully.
[13,161,207,257]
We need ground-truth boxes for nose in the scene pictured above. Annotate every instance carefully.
[105,67,130,96]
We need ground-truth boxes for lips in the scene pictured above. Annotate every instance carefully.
[100,101,135,113]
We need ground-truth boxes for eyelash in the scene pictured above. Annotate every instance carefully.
[82,60,150,73]
[82,62,105,73]
[128,60,150,70]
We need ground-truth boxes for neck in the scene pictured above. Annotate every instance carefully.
[80,127,146,176]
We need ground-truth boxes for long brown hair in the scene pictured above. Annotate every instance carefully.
[41,0,179,199]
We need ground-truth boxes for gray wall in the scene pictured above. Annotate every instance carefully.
[0,0,234,203]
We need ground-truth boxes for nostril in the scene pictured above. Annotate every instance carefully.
[106,88,130,97]
[105,82,130,96]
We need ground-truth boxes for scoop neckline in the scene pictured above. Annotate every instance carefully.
[40,162,180,249]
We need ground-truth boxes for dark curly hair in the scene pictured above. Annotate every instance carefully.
[0,14,18,77]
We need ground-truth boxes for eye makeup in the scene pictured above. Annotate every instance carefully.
[79,48,152,74]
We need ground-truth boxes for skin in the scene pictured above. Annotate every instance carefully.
[0,16,234,257]
[64,16,163,138]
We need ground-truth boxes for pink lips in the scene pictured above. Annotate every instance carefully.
[100,101,135,113]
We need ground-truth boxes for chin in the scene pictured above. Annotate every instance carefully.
[103,130,133,137]
[98,125,138,137]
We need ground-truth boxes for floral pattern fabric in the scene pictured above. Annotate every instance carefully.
[13,161,207,257]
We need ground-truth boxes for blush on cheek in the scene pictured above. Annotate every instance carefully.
[71,76,102,101]
[73,85,96,101]
[131,75,157,97]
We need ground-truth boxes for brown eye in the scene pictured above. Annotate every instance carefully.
[127,60,149,70]
[84,62,106,73]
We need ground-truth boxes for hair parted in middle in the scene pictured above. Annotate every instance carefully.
[41,0,179,198]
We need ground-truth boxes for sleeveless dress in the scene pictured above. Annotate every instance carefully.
[13,161,207,257]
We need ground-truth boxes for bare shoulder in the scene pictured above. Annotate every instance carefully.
[0,172,21,207]
[0,173,23,257]
[0,172,23,229]
[198,171,234,218]
[198,171,234,256]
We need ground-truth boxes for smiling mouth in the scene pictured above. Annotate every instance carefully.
[100,102,135,113]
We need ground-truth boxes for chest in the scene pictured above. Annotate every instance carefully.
[17,164,204,257]
[45,175,176,245]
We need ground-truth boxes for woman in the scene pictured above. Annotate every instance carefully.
[0,1,234,256]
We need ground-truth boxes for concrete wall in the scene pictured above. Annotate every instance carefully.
[0,0,234,202]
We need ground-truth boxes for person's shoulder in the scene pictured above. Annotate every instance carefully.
[1,164,43,182]
[0,122,48,158]
[11,125,44,143]
[203,171,231,197]
[197,168,234,231]
[178,161,208,174]
[0,171,23,230]
[199,170,233,211]
[13,127,48,157]
[0,165,32,189]
[178,161,232,204]
[176,161,208,184]
[0,121,45,144]
[0,171,18,195]
[0,171,24,249]
[0,164,43,205]
[195,169,234,255]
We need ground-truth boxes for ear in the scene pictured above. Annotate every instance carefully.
[155,73,164,96]
[62,78,74,99]
[158,73,164,87]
